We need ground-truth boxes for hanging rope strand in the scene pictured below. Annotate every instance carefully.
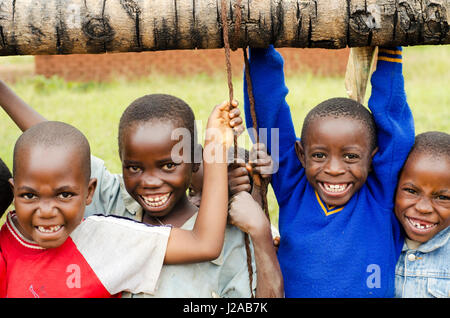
[220,0,237,163]
[220,0,254,298]
[243,48,271,221]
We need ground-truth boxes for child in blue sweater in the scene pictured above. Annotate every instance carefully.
[243,46,415,297]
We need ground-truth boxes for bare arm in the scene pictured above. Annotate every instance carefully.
[164,100,244,264]
[228,191,284,298]
[0,80,47,131]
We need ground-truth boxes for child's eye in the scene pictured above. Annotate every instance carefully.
[344,153,360,161]
[127,166,141,173]
[311,153,326,160]
[57,192,73,200]
[403,188,417,195]
[162,162,178,171]
[21,193,36,200]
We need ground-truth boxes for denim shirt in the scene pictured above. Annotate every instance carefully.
[395,227,449,298]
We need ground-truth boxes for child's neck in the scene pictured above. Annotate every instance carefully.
[143,195,198,228]
[405,237,422,249]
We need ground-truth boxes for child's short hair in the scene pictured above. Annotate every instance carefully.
[118,94,197,160]
[0,157,13,216]
[300,97,377,151]
[410,131,450,158]
[13,121,91,182]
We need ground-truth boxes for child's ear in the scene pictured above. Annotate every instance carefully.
[370,147,379,159]
[295,140,306,167]
[368,147,379,172]
[8,178,14,191]
[85,178,97,206]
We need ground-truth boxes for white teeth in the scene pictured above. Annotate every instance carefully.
[323,183,347,193]
[37,225,62,233]
[142,193,170,207]
[407,218,436,230]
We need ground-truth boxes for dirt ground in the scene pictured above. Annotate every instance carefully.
[2,48,350,83]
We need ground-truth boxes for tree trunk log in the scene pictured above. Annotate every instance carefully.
[0,0,448,56]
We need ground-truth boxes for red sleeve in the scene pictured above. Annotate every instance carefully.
[0,249,6,297]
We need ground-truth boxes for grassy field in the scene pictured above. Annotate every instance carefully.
[0,45,449,225]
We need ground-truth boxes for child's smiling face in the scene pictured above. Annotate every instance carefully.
[11,145,96,249]
[120,121,194,218]
[296,117,377,207]
[395,152,450,243]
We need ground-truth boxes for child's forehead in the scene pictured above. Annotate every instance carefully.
[404,151,450,174]
[303,116,371,146]
[16,144,86,175]
[129,118,180,132]
[307,115,366,130]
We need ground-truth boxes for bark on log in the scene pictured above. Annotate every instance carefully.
[0,0,448,56]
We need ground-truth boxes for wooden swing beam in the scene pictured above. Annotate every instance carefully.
[0,0,448,56]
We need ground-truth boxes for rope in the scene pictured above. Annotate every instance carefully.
[243,49,271,220]
[220,0,255,298]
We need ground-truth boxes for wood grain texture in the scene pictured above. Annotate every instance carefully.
[0,0,448,56]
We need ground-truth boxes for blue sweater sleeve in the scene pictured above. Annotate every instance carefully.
[367,47,415,208]
[243,46,305,205]
[243,45,297,153]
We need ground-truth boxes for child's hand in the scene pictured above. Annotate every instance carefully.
[205,100,244,149]
[228,191,269,236]
[228,163,252,196]
[248,143,274,180]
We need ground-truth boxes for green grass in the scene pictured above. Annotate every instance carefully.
[0,45,449,226]
[0,56,34,65]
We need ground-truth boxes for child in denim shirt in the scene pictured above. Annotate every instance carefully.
[394,132,450,298]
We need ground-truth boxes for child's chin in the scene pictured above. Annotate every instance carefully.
[324,197,351,207]
[319,190,353,207]
[36,238,66,249]
[33,228,68,249]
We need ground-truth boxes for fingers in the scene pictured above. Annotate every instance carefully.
[229,114,242,127]
[228,165,252,195]
[228,164,252,195]
[249,143,273,178]
[229,103,240,118]
[227,100,244,137]
[218,99,239,111]
[250,153,272,165]
[229,183,252,196]
[232,123,245,138]
[207,99,243,148]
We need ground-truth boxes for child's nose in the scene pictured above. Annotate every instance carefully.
[140,173,164,188]
[324,157,346,175]
[415,196,434,214]
[37,199,58,218]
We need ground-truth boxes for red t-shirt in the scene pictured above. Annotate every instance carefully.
[0,212,170,298]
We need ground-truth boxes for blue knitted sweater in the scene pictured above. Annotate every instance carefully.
[243,46,415,297]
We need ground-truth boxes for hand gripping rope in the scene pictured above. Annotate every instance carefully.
[220,0,272,298]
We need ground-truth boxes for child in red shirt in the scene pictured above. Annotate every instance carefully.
[0,98,242,297]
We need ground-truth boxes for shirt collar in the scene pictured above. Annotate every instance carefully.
[119,176,143,221]
[402,227,450,253]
